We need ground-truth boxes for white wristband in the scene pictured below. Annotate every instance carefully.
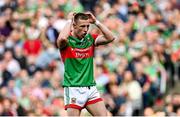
[95,20,100,25]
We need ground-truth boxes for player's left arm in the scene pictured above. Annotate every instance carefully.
[85,12,116,46]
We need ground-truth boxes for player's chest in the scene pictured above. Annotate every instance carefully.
[69,46,94,58]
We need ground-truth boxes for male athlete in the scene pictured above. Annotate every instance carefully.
[57,12,115,116]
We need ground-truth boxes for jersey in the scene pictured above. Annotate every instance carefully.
[60,34,98,87]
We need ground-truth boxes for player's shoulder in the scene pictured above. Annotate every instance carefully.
[87,33,98,40]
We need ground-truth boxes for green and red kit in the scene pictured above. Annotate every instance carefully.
[60,34,98,87]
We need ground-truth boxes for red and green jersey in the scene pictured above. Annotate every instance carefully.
[60,34,98,87]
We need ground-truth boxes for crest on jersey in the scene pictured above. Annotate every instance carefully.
[71,98,76,103]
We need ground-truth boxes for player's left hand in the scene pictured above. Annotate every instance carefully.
[85,12,96,24]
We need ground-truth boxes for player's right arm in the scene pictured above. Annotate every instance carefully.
[57,12,76,49]
[56,20,72,50]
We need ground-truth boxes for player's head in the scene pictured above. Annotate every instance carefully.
[72,13,90,39]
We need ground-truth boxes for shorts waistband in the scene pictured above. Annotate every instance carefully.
[79,86,92,89]
[64,86,94,89]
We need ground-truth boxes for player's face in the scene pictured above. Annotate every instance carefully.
[73,19,90,39]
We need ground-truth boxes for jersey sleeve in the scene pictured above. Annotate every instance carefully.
[91,34,98,41]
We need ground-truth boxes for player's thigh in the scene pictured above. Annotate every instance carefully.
[64,87,87,107]
[66,108,81,116]
[86,100,107,116]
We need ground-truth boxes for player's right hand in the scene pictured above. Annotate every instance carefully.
[67,12,76,20]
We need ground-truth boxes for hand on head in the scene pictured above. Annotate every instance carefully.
[67,12,76,20]
[84,12,96,24]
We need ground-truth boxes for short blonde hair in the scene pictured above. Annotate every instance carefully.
[74,13,89,24]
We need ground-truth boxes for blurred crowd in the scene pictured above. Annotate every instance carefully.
[0,0,180,116]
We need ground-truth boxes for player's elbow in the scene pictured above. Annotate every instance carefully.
[57,37,68,49]
[109,36,116,42]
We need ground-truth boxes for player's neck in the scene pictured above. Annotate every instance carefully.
[71,31,83,40]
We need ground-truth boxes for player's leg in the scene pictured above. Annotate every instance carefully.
[86,100,107,116]
[85,86,107,116]
[66,108,81,116]
[64,87,87,116]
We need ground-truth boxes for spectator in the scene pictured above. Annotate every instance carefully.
[119,70,142,115]
[3,50,21,77]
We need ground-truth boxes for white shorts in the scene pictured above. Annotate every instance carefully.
[64,86,103,110]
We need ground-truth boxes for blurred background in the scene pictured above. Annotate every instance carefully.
[0,0,180,116]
